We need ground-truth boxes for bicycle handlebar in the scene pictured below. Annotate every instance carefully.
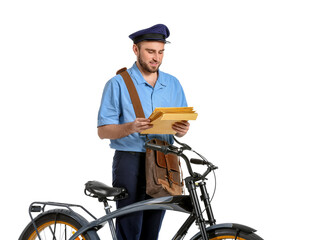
[145,142,177,155]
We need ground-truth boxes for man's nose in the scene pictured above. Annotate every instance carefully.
[153,53,160,62]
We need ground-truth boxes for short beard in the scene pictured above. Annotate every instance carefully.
[138,54,161,73]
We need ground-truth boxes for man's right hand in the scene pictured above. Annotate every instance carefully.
[98,118,152,140]
[130,118,153,133]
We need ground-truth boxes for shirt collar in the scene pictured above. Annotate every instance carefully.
[129,62,167,87]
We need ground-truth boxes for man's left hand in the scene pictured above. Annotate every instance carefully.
[172,121,190,137]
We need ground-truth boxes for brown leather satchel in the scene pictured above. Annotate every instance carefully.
[145,139,184,197]
[117,68,184,197]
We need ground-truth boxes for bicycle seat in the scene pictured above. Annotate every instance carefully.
[85,181,128,201]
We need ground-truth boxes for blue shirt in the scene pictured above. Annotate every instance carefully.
[98,62,187,152]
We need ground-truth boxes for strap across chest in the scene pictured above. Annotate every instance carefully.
[116,67,145,119]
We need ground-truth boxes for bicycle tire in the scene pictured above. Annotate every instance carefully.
[19,209,93,240]
[192,228,263,240]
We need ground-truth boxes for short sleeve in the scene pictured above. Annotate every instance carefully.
[97,78,121,127]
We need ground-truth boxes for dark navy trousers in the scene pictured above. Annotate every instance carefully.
[112,150,165,240]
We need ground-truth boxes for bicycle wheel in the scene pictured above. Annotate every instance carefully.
[192,228,263,240]
[19,209,92,240]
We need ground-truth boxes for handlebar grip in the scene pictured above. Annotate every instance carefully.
[145,142,168,153]
[190,158,207,165]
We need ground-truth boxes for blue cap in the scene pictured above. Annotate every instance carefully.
[129,24,170,44]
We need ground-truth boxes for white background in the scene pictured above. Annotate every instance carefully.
[1,0,312,239]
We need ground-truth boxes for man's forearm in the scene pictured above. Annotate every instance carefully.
[98,118,153,140]
[98,123,134,140]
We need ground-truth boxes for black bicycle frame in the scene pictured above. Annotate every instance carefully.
[70,152,219,240]
[69,195,193,240]
[70,180,217,240]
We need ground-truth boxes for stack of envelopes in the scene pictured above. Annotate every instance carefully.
[141,107,198,134]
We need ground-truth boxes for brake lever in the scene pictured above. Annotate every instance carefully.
[166,145,180,155]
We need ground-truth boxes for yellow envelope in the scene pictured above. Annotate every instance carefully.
[141,107,198,134]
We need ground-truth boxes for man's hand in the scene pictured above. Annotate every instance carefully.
[172,121,190,137]
[130,118,153,133]
[98,118,152,140]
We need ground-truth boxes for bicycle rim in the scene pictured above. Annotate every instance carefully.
[193,228,263,240]
[28,220,86,240]
[208,237,246,240]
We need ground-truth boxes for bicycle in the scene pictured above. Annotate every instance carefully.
[19,138,263,240]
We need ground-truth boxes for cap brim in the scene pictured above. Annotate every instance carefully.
[137,39,170,44]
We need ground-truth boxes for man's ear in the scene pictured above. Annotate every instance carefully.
[133,44,139,56]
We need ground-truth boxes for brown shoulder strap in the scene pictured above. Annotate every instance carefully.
[116,67,145,118]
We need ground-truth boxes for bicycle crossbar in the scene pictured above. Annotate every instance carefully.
[70,195,192,240]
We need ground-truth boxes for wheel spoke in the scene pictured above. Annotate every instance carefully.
[21,211,88,240]
[30,223,84,240]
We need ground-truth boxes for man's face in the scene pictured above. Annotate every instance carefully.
[133,41,165,73]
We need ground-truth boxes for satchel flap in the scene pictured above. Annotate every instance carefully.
[156,151,167,168]
[156,153,180,172]
[165,154,180,172]
[151,139,180,172]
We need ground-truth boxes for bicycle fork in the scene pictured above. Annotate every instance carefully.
[198,181,216,226]
[185,177,216,239]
